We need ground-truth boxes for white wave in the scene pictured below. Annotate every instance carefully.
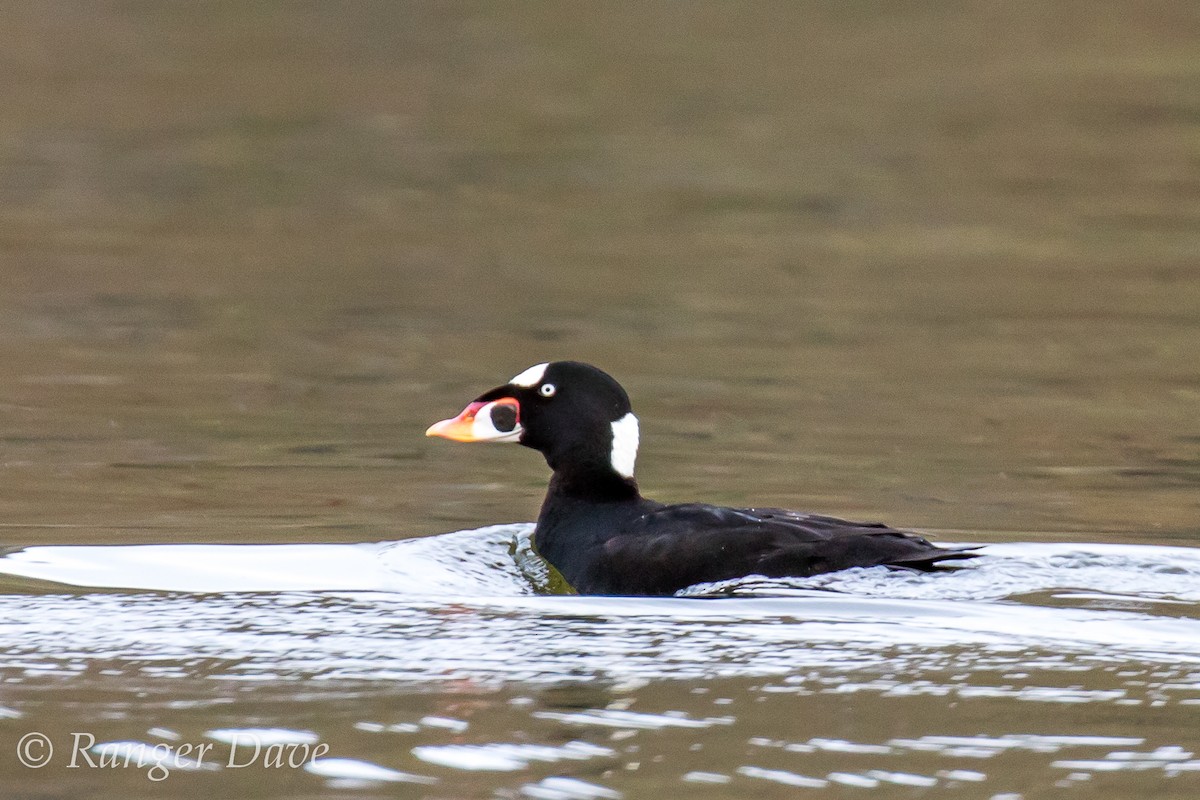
[2,527,1200,685]
[0,524,532,595]
[682,541,1200,605]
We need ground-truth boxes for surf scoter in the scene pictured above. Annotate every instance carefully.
[427,361,976,596]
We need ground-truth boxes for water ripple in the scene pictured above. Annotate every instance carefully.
[1,528,1200,689]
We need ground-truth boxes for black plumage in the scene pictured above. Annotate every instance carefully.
[428,361,978,596]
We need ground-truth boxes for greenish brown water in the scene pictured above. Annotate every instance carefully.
[1,2,1198,798]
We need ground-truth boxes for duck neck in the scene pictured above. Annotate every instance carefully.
[544,460,641,504]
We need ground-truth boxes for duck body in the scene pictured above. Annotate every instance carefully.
[536,493,974,596]
[428,361,977,596]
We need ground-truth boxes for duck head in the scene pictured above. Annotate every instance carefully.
[426,361,640,481]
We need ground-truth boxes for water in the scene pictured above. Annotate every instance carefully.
[2,1,1198,797]
[2,532,1200,796]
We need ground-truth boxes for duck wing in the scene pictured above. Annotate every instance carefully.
[590,503,977,596]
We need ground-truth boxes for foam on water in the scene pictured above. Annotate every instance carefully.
[1,527,1200,686]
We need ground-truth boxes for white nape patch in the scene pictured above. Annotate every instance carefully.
[510,362,549,387]
[609,413,639,479]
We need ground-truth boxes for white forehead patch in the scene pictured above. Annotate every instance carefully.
[610,413,639,479]
[510,362,549,387]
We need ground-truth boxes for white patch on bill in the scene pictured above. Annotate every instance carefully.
[510,363,549,387]
[609,413,639,479]
[471,401,523,442]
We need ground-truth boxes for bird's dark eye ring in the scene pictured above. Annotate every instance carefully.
[539,383,556,397]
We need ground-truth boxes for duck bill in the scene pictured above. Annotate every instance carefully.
[425,397,522,443]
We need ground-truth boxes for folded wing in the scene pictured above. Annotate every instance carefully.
[595,503,978,595]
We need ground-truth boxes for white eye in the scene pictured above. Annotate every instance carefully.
[538,383,557,397]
